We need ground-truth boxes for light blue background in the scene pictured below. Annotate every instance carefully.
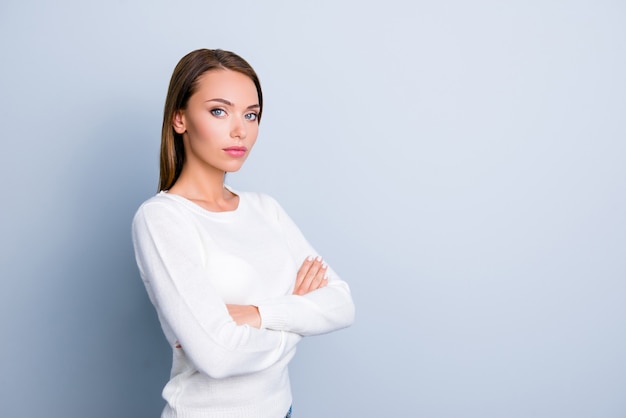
[1,1,625,417]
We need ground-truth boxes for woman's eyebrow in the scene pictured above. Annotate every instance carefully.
[205,98,233,105]
[206,98,260,110]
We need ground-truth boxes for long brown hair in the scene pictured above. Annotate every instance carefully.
[159,49,263,191]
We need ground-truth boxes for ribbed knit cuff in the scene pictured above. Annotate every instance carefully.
[257,298,292,331]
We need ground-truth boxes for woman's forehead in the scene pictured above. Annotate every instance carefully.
[193,69,258,102]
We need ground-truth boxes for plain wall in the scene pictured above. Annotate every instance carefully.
[1,1,625,417]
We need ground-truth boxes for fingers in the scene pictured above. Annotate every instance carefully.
[293,255,329,295]
[298,257,323,294]
[294,256,315,291]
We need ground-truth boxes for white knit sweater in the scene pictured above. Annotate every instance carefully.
[132,189,355,418]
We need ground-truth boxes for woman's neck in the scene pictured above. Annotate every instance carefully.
[168,166,238,212]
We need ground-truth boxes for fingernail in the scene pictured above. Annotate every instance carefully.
[316,255,323,262]
[307,255,314,261]
[322,262,328,269]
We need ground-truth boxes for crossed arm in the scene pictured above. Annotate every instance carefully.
[227,256,329,328]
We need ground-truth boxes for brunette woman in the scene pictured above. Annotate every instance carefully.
[132,49,354,418]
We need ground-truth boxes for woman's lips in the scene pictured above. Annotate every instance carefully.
[223,146,247,157]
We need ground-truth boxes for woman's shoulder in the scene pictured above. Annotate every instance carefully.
[133,192,189,222]
[236,189,281,209]
[136,191,179,209]
[237,189,277,204]
[233,189,286,220]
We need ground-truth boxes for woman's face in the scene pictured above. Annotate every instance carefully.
[173,69,260,174]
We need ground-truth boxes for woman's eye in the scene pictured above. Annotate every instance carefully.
[210,109,225,117]
[245,112,258,121]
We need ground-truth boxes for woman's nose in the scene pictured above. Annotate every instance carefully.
[230,117,246,139]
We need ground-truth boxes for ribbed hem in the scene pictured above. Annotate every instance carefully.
[161,388,292,418]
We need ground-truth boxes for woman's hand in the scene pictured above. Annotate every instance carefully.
[226,304,261,328]
[293,256,328,296]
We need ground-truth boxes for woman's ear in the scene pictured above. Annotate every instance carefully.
[172,110,186,134]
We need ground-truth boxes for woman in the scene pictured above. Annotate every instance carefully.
[132,49,355,418]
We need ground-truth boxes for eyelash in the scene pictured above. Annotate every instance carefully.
[210,108,258,121]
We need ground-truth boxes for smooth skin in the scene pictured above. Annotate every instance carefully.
[169,69,327,330]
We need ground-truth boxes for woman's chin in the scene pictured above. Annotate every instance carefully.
[224,160,249,173]
[224,165,244,173]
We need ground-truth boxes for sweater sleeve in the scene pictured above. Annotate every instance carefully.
[132,200,301,379]
[255,196,355,336]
